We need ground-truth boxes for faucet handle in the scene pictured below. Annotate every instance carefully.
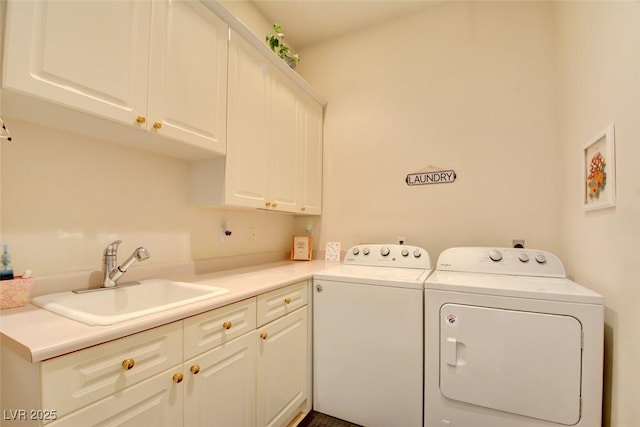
[104,240,122,255]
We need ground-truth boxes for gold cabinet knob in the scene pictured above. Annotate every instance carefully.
[272,202,277,208]
[190,365,201,375]
[265,201,271,207]
[300,206,306,212]
[136,116,146,124]
[122,359,135,370]
[260,332,268,340]
[172,373,184,383]
[153,122,162,129]
[222,321,232,330]
[284,297,291,304]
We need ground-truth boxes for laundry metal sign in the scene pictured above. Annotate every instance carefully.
[405,167,456,186]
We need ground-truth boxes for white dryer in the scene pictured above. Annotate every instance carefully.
[424,247,603,427]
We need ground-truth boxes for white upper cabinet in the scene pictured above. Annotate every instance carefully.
[223,30,271,210]
[189,29,323,215]
[2,0,228,159]
[225,31,299,213]
[147,0,227,155]
[297,93,323,215]
[2,0,151,124]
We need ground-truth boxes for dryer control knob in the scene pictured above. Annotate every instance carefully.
[413,250,422,258]
[535,254,547,264]
[363,248,370,255]
[380,247,390,257]
[352,248,360,256]
[518,253,530,263]
[489,250,503,262]
[401,249,410,257]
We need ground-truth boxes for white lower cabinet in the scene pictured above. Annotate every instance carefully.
[183,298,258,427]
[257,306,308,427]
[0,282,310,427]
[184,332,257,427]
[47,368,183,427]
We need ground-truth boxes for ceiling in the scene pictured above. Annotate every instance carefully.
[250,0,438,49]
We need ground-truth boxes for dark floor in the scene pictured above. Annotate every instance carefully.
[297,411,362,427]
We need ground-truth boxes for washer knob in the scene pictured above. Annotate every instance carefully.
[518,253,530,263]
[380,247,390,257]
[489,250,503,262]
[363,248,370,255]
[401,249,410,257]
[352,248,360,256]
[413,250,422,258]
[535,254,547,264]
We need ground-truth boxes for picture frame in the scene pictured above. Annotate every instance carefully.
[291,236,313,261]
[582,123,616,211]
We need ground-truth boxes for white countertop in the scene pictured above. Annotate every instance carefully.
[0,260,331,363]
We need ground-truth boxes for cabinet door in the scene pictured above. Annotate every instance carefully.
[2,0,150,126]
[269,68,299,213]
[47,368,183,427]
[257,307,308,427]
[184,332,257,427]
[148,0,227,154]
[226,30,270,209]
[297,92,323,215]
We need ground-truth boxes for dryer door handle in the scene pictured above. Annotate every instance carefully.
[445,337,458,366]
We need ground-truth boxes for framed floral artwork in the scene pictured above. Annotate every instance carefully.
[583,123,616,211]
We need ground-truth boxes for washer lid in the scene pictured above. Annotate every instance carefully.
[315,265,432,290]
[425,270,603,304]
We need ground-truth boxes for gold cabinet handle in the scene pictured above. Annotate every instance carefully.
[122,359,135,370]
[284,297,291,304]
[271,202,277,208]
[136,116,146,124]
[222,321,232,330]
[190,365,201,375]
[260,332,268,340]
[265,201,271,207]
[173,373,184,383]
[300,206,306,212]
[153,122,162,129]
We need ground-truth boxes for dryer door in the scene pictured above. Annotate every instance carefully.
[440,304,582,425]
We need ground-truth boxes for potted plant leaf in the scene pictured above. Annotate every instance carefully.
[265,23,300,69]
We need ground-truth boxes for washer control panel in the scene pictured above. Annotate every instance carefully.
[436,247,566,278]
[344,244,431,269]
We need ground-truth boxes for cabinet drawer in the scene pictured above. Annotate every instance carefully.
[41,322,182,420]
[257,281,308,327]
[184,298,257,360]
[47,367,183,427]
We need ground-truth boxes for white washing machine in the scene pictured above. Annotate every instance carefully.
[313,244,432,427]
[424,247,603,427]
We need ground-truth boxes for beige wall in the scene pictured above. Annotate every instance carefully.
[0,119,296,276]
[294,1,638,425]
[297,1,562,258]
[555,2,640,426]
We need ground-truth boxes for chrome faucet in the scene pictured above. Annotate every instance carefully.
[101,240,150,288]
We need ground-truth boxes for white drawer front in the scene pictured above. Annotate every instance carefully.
[184,298,257,360]
[41,322,182,419]
[257,281,308,327]
[46,367,183,427]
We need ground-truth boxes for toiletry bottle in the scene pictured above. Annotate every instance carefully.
[1,245,15,281]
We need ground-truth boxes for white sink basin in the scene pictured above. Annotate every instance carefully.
[31,279,229,326]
